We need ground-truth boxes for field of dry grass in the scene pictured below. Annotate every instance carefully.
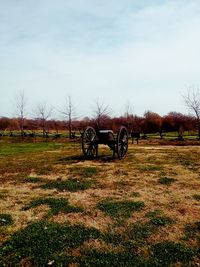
[0,137,200,266]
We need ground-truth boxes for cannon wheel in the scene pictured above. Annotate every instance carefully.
[116,126,128,159]
[82,126,98,159]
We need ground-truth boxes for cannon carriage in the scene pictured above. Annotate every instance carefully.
[82,126,128,159]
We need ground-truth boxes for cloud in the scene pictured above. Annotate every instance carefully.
[1,0,200,117]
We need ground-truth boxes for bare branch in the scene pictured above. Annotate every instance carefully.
[183,86,200,139]
[15,90,27,135]
[124,100,133,118]
[59,96,76,138]
[93,99,111,129]
[36,102,54,137]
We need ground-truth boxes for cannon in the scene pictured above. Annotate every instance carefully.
[82,126,128,159]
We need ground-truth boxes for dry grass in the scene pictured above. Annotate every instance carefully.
[0,138,200,265]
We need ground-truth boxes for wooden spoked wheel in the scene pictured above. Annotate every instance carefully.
[82,126,98,159]
[116,126,128,159]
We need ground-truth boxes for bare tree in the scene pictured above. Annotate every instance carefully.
[124,100,133,118]
[124,100,134,133]
[60,96,76,138]
[183,87,200,139]
[36,103,53,137]
[93,100,111,129]
[16,91,27,136]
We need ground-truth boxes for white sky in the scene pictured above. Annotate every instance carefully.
[0,0,200,119]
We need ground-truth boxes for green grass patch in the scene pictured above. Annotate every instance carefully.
[102,224,153,249]
[0,142,62,156]
[45,254,76,266]
[103,222,156,250]
[151,241,195,266]
[102,231,124,246]
[22,197,83,216]
[0,190,8,199]
[158,177,176,185]
[193,194,200,201]
[79,250,146,267]
[104,222,155,250]
[184,221,200,240]
[174,154,199,171]
[0,221,100,266]
[0,214,13,226]
[126,222,155,243]
[99,225,197,266]
[70,166,98,177]
[97,200,145,218]
[0,193,5,199]
[146,210,174,226]
[138,165,163,172]
[131,192,141,198]
[41,178,93,192]
[24,176,43,183]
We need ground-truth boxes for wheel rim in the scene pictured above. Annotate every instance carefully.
[82,127,98,158]
[117,126,128,159]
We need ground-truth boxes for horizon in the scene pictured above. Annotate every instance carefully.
[0,107,194,121]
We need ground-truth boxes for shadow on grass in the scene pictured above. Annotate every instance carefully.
[58,154,118,163]
[58,155,85,163]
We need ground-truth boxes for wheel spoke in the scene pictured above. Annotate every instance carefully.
[117,126,128,159]
[82,127,98,159]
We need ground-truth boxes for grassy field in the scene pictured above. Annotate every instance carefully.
[0,138,200,266]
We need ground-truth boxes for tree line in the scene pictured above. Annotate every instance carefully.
[0,111,198,139]
[0,88,200,139]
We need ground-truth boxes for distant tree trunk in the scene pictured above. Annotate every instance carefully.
[16,91,27,136]
[198,121,200,140]
[183,88,200,140]
[159,130,164,139]
[124,100,134,133]
[178,126,184,140]
[68,106,72,139]
[60,96,75,139]
[36,103,53,138]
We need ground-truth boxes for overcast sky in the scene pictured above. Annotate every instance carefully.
[1,0,200,119]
